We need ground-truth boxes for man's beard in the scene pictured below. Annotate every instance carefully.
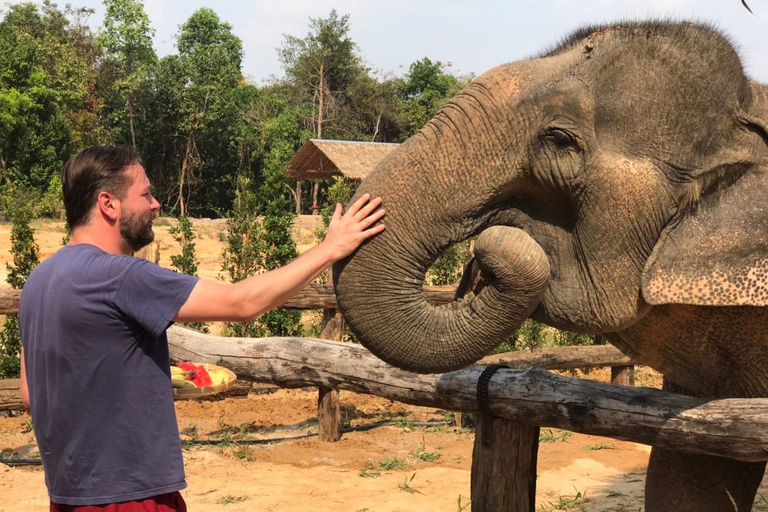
[120,209,155,253]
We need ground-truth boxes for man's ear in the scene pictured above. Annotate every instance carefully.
[96,191,119,222]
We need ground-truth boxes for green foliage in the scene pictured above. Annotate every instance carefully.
[395,58,472,138]
[4,196,39,289]
[170,216,199,276]
[539,429,572,443]
[583,442,617,450]
[279,10,361,138]
[553,330,603,347]
[378,456,405,471]
[319,176,355,229]
[413,436,440,462]
[491,319,601,355]
[359,460,381,478]
[220,171,303,338]
[541,487,589,511]
[425,241,472,286]
[398,473,420,494]
[0,317,22,378]
[510,320,546,351]
[220,176,265,338]
[170,215,208,333]
[0,197,39,378]
[0,2,98,197]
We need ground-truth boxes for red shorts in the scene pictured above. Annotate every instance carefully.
[50,492,186,512]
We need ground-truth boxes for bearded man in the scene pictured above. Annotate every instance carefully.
[18,145,385,511]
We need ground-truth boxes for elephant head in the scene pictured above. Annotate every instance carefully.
[333,21,768,374]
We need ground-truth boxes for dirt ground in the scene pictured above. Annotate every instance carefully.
[1,218,768,511]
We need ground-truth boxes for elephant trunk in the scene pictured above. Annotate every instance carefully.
[333,74,550,373]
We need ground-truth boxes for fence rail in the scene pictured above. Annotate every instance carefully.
[165,326,768,462]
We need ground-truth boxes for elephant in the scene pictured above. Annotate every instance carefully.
[333,21,768,511]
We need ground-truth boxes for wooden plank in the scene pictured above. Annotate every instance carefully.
[0,289,22,315]
[166,326,768,462]
[0,285,460,315]
[480,345,633,371]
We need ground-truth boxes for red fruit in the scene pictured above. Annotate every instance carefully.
[178,361,196,371]
[190,365,213,388]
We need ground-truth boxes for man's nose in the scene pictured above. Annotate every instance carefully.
[150,196,160,211]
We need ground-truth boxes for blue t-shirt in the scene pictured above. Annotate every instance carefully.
[19,243,199,506]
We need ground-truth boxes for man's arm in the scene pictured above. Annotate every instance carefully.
[20,348,29,409]
[174,194,385,323]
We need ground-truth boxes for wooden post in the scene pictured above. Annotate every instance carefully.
[611,365,635,386]
[0,379,23,411]
[134,241,160,264]
[317,271,344,442]
[295,179,302,214]
[471,416,539,511]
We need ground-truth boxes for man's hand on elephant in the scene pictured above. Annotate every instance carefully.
[323,193,386,261]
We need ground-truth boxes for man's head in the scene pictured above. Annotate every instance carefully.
[61,146,160,253]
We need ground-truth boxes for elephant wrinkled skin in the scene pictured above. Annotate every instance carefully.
[333,21,768,511]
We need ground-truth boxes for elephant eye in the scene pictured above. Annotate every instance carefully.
[542,128,578,151]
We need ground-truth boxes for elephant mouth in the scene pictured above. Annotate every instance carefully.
[445,209,536,300]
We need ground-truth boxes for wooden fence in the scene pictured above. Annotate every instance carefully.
[5,286,767,511]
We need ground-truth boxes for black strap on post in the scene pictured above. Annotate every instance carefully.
[476,364,509,447]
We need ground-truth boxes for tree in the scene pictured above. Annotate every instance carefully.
[248,92,308,336]
[96,0,156,148]
[0,2,100,208]
[395,58,471,138]
[171,8,251,217]
[279,10,363,212]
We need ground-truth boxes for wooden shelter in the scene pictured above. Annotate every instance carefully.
[286,139,400,213]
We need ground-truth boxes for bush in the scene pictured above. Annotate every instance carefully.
[0,200,40,378]
[425,241,472,286]
[221,176,266,338]
[318,176,355,233]
[221,174,303,338]
[492,321,601,355]
[170,216,208,333]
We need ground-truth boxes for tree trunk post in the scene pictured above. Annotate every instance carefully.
[295,179,302,214]
[611,365,635,386]
[471,416,539,511]
[317,269,344,442]
[134,241,160,264]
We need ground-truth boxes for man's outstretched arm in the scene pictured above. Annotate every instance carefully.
[174,194,385,323]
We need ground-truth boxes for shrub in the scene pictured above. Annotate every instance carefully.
[221,174,302,338]
[425,241,472,286]
[0,200,39,378]
[221,176,266,338]
[170,216,208,333]
[318,176,355,233]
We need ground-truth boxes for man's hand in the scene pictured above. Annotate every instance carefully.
[321,193,385,261]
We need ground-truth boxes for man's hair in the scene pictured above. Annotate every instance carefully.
[61,145,143,229]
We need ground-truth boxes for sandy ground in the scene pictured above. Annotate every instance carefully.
[1,385,657,512]
[2,218,768,511]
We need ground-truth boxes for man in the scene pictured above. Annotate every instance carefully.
[18,146,385,511]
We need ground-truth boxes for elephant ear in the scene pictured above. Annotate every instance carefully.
[642,157,768,307]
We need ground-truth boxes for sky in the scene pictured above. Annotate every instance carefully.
[12,0,768,83]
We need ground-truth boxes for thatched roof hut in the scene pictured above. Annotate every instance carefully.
[286,139,400,181]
